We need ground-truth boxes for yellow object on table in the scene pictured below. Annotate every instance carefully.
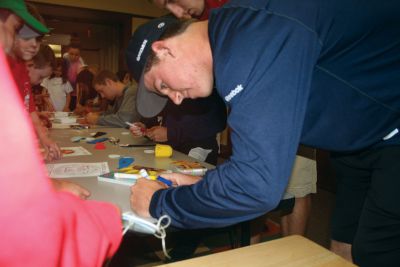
[155,144,173,157]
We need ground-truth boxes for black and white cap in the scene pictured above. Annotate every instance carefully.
[126,16,179,118]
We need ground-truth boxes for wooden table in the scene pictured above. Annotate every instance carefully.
[48,127,213,212]
[158,235,355,267]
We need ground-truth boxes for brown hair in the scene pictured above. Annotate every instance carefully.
[93,70,119,86]
[32,44,56,70]
[0,9,11,22]
[49,58,68,83]
[77,69,97,105]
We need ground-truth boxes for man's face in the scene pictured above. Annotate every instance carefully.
[26,61,52,85]
[14,36,41,61]
[143,40,214,105]
[68,48,80,62]
[94,80,115,100]
[152,0,205,19]
[1,13,23,54]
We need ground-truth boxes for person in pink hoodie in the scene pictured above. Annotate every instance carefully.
[0,1,122,266]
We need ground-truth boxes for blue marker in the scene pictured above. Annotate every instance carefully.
[87,137,109,144]
[157,176,173,187]
[139,169,172,187]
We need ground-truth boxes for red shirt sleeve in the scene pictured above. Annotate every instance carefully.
[6,56,36,112]
[199,0,229,20]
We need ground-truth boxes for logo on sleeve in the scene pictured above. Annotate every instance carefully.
[224,84,244,102]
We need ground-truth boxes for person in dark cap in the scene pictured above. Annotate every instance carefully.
[127,1,400,265]
[127,15,227,166]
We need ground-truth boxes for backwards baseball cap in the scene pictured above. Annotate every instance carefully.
[0,0,49,34]
[126,16,179,118]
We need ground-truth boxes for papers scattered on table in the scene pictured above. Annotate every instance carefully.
[53,117,77,124]
[50,112,81,128]
[53,111,72,118]
[46,162,109,178]
[61,146,92,157]
[52,122,80,129]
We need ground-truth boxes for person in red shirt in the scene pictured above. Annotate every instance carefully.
[3,1,62,162]
[151,0,228,20]
[0,46,122,267]
[8,2,90,198]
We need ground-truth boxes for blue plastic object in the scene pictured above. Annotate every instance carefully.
[86,137,109,144]
[118,157,134,169]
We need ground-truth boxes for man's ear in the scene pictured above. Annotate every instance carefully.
[104,78,114,87]
[152,40,173,59]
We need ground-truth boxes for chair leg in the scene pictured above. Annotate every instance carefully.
[240,221,251,247]
[228,225,240,248]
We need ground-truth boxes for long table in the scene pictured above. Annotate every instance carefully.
[159,235,355,267]
[48,127,213,212]
[48,128,354,266]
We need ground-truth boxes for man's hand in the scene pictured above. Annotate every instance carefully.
[42,137,62,161]
[52,180,91,199]
[146,126,168,142]
[160,172,202,186]
[130,178,166,217]
[129,122,147,137]
[85,112,99,125]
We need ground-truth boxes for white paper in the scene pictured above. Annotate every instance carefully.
[188,147,212,162]
[53,111,70,118]
[52,123,79,129]
[61,146,92,157]
[46,162,109,178]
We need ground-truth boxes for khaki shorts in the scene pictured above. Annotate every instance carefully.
[284,155,317,198]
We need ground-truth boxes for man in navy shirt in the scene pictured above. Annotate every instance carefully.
[128,1,400,265]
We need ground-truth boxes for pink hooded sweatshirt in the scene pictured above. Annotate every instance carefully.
[0,47,122,266]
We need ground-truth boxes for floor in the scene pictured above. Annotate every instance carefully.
[108,187,336,267]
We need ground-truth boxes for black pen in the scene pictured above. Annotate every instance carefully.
[119,144,156,147]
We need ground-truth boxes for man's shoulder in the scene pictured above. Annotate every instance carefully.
[124,84,138,95]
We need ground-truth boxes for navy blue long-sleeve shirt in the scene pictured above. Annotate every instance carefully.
[150,0,400,228]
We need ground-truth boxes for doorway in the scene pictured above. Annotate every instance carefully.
[32,2,133,72]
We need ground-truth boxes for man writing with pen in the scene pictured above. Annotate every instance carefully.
[114,168,173,187]
[80,69,141,127]
[128,88,226,165]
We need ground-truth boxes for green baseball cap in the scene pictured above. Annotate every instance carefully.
[0,0,49,34]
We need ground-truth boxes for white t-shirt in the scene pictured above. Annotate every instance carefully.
[41,77,73,111]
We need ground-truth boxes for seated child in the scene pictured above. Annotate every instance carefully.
[74,68,108,115]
